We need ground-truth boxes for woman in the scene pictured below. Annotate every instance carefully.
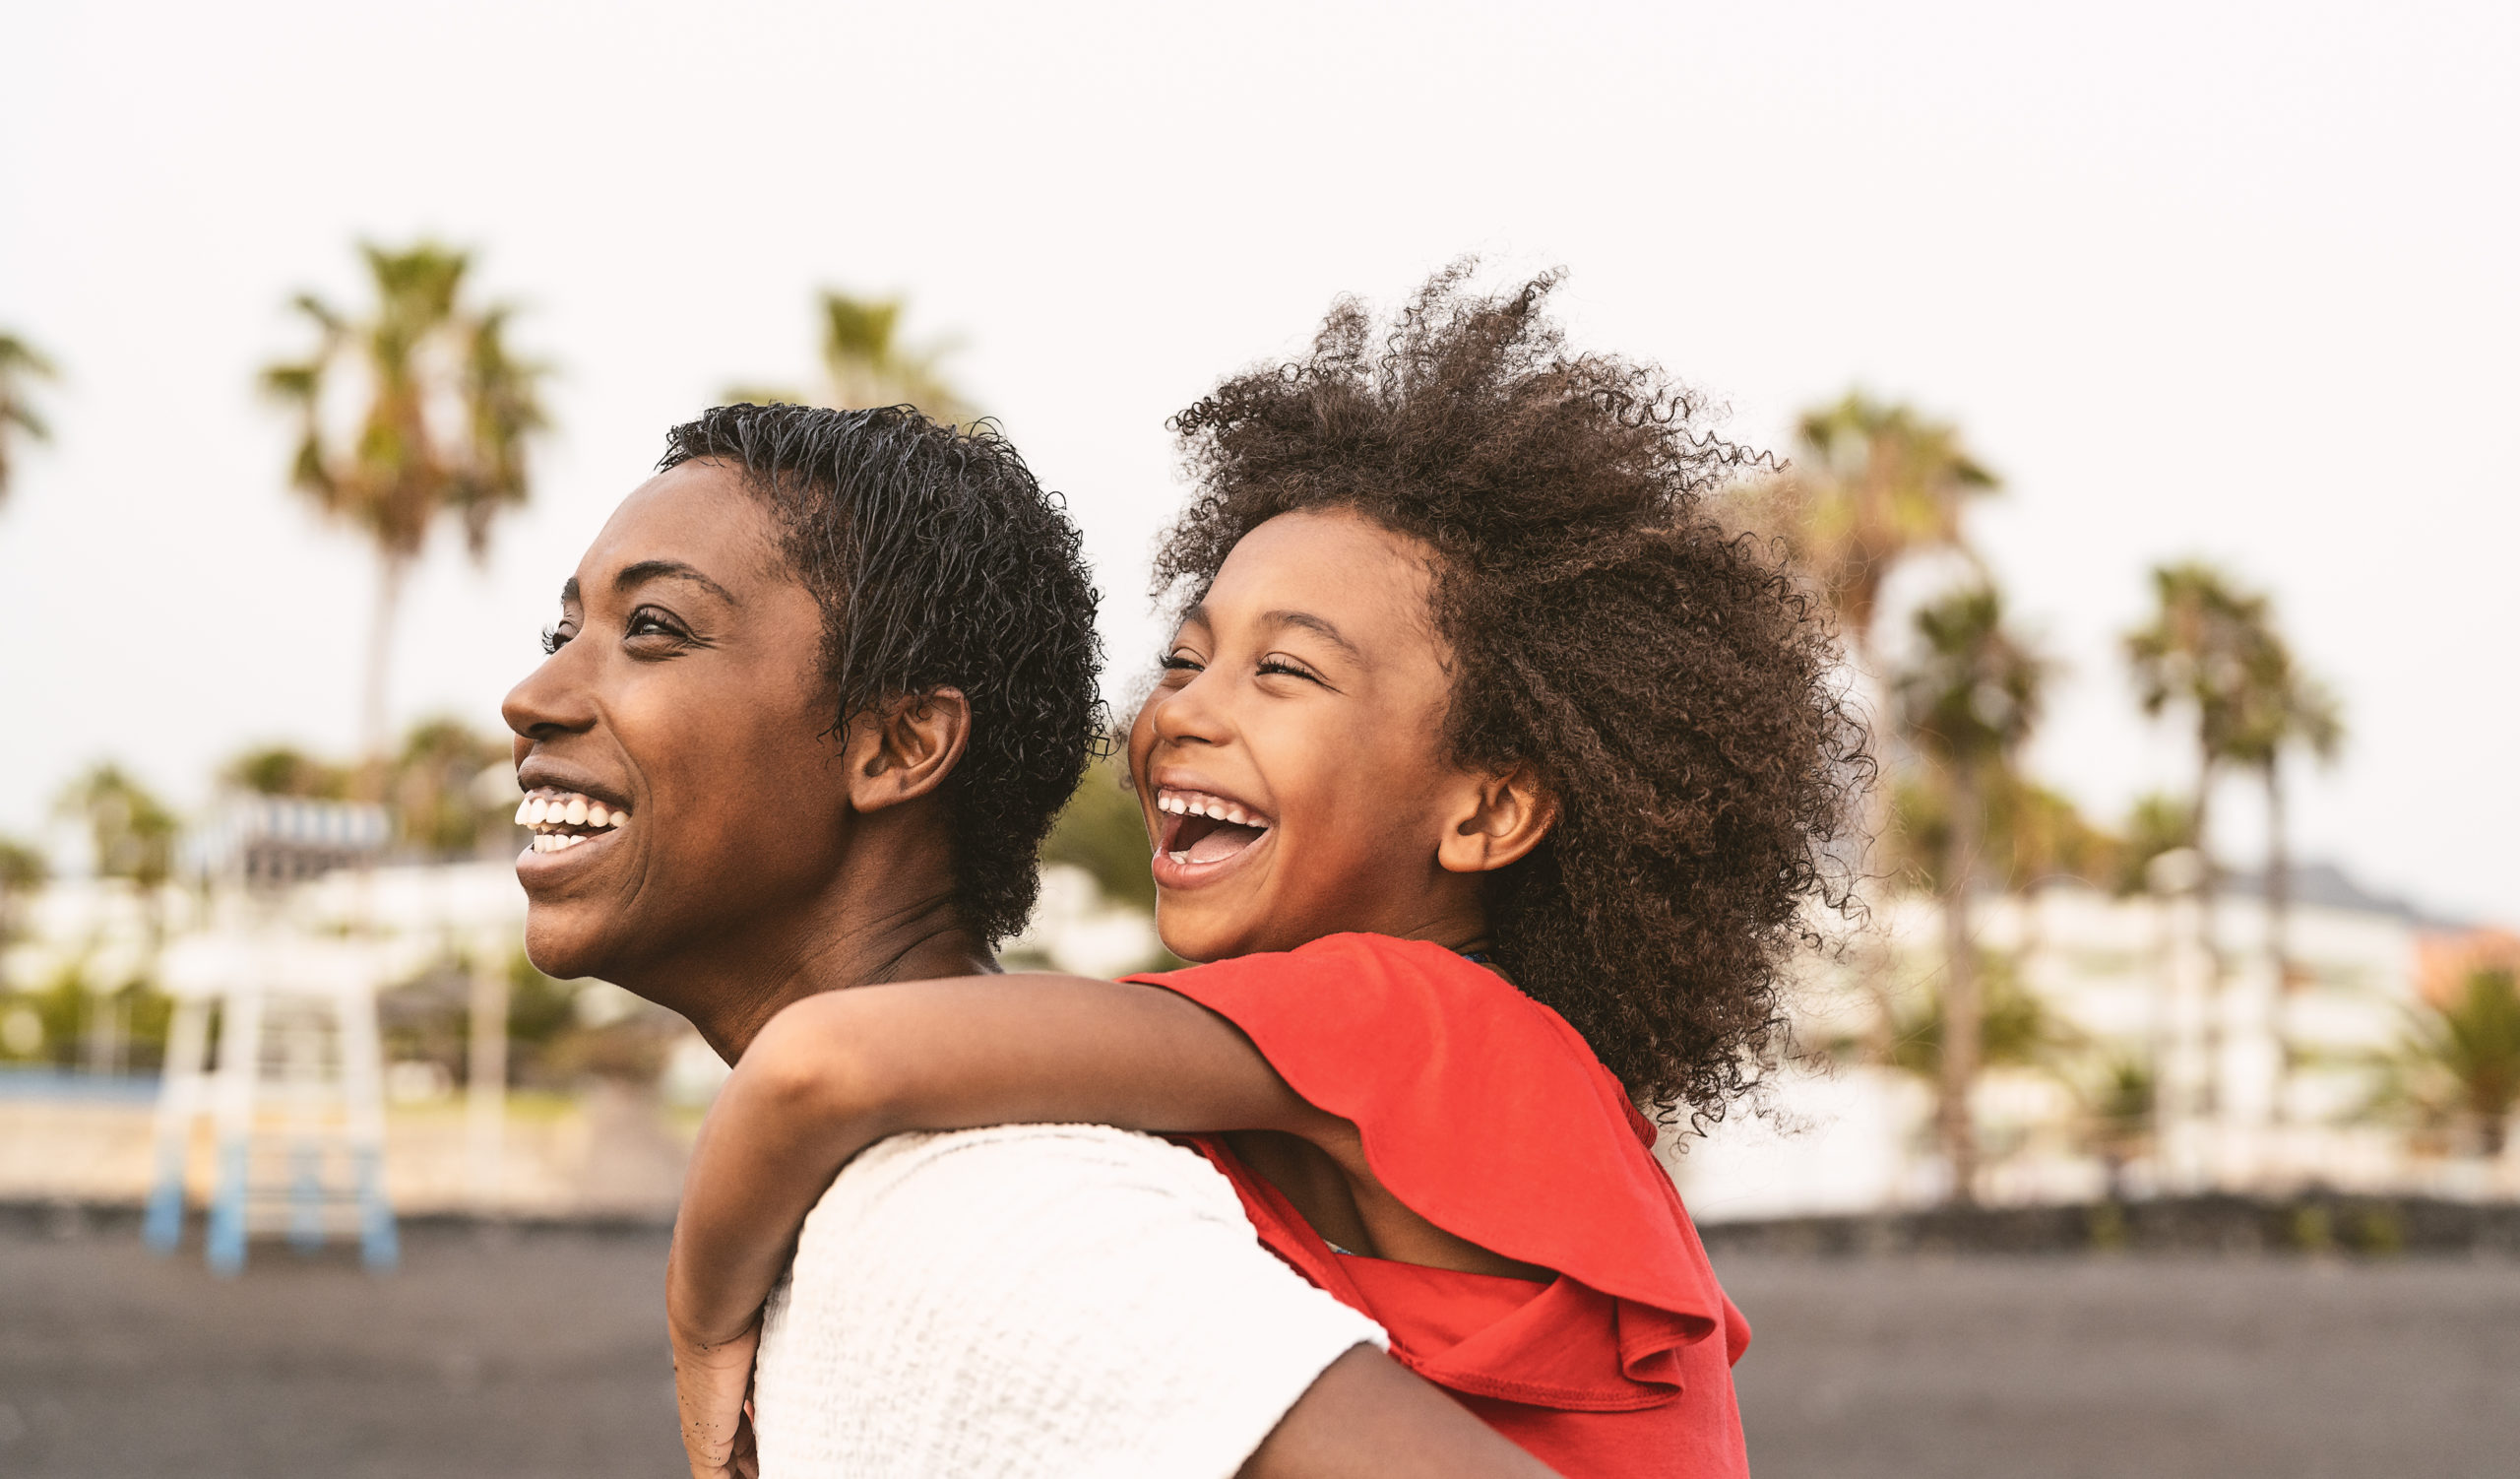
[502,401,1555,1478]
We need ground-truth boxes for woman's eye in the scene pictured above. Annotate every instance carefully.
[626,609,685,641]
[540,624,574,656]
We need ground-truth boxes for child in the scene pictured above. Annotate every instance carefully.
[668,268,1862,1477]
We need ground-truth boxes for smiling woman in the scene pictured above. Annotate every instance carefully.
[500,405,1103,1049]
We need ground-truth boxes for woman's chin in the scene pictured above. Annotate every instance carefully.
[520,912,610,984]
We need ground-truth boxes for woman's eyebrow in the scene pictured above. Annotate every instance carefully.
[614,558,740,605]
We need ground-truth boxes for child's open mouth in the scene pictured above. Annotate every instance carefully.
[1153,787,1273,878]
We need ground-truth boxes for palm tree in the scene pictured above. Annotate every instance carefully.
[2122,561,2277,1121]
[386,717,518,859]
[1740,393,1998,677]
[0,835,46,945]
[1846,949,2077,1194]
[2080,1057,2157,1201]
[725,289,974,424]
[0,331,59,514]
[2385,968,2520,1157]
[2111,792,2198,898]
[262,242,549,788]
[2228,639,2344,1125]
[1896,583,2049,1203]
[1736,394,1999,1059]
[57,763,178,892]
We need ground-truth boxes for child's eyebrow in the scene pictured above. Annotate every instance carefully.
[1260,610,1363,661]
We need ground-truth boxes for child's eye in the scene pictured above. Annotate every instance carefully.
[1160,651,1205,674]
[1257,658,1325,684]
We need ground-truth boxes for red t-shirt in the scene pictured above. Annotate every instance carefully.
[1127,933,1751,1479]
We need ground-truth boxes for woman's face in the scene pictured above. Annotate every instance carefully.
[1125,507,1497,963]
[502,460,846,995]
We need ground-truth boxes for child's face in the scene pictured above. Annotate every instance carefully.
[1127,507,1517,962]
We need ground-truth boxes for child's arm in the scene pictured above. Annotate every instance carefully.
[667,973,1351,1360]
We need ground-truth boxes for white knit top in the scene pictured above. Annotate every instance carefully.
[751,1124,1387,1478]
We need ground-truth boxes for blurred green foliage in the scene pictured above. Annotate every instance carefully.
[0,957,173,1070]
[0,329,57,512]
[222,716,517,861]
[724,289,974,424]
[56,763,178,888]
[1040,755,1157,916]
[2374,967,2520,1157]
[1862,950,2079,1085]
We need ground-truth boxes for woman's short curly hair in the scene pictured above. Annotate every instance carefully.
[1157,268,1866,1119]
[661,403,1103,947]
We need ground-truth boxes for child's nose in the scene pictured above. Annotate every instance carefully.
[1149,672,1232,747]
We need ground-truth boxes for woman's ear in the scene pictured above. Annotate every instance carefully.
[843,687,973,813]
[1435,764,1557,875]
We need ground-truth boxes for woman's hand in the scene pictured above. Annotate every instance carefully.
[671,1312,760,1479]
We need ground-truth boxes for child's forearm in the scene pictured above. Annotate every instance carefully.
[666,973,1343,1348]
[666,998,898,1349]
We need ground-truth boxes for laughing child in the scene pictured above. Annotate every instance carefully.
[666,268,1864,1478]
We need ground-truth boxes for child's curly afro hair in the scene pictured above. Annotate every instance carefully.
[1157,266,1867,1120]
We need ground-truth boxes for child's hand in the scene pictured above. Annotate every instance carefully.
[672,1316,760,1479]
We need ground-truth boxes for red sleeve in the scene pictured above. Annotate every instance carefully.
[1127,932,1737,1398]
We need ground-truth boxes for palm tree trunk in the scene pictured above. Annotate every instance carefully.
[359,550,410,802]
[2265,762,2296,1132]
[1939,763,1984,1206]
[2192,746,2224,1123]
[1846,632,1899,1069]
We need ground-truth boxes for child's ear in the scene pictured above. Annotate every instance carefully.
[843,687,972,813]
[1436,764,1557,875]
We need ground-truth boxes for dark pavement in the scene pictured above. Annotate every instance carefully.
[1722,1253,2520,1479]
[4,1213,2515,1477]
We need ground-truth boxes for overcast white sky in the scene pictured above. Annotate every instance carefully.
[2,0,2512,923]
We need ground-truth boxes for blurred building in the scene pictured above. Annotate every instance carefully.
[1674,866,2516,1219]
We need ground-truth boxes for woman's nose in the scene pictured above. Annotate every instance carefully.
[502,646,596,742]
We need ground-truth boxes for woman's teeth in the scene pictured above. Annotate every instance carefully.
[515,791,629,853]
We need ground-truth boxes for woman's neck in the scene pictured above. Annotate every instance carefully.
[663,822,997,1062]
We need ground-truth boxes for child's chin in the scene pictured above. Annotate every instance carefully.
[1152,903,1262,967]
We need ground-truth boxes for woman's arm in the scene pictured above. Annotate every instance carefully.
[668,974,1346,1357]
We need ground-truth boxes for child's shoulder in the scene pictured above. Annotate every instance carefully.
[1135,931,1566,1034]
[1136,932,1722,1338]
[1131,931,1613,1101]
